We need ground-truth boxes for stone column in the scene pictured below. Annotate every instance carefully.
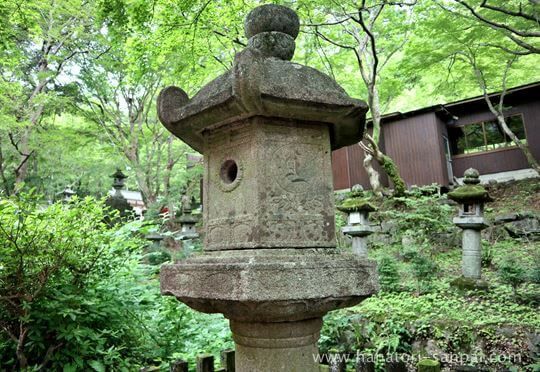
[231,318,322,371]
[448,168,492,281]
[462,228,482,278]
[338,185,376,257]
[157,5,378,371]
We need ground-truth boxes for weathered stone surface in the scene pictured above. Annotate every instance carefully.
[161,249,378,322]
[244,4,300,39]
[453,216,488,230]
[202,117,335,250]
[232,318,321,372]
[157,4,376,372]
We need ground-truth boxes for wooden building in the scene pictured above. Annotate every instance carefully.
[332,82,540,191]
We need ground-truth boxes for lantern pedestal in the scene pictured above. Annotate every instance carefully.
[231,318,322,372]
[453,217,488,280]
[161,249,377,372]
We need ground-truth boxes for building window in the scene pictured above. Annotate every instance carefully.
[450,115,526,155]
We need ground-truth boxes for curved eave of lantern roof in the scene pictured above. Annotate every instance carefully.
[158,54,367,154]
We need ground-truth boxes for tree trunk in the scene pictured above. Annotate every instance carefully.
[0,144,11,195]
[363,152,383,196]
[14,129,32,191]
[16,324,28,370]
[362,85,406,196]
[496,115,540,173]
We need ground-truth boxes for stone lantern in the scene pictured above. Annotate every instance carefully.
[157,4,378,371]
[61,186,76,202]
[111,168,128,192]
[337,185,376,257]
[105,168,134,220]
[448,168,492,280]
[176,192,198,238]
[146,232,164,249]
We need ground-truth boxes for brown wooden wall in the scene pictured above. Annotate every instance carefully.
[383,112,448,187]
[332,129,388,190]
[331,148,350,190]
[452,148,529,176]
[448,99,539,178]
[332,95,540,191]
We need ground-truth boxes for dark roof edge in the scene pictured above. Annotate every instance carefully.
[369,80,540,124]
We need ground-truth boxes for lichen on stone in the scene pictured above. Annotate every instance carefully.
[447,184,492,203]
[337,197,377,213]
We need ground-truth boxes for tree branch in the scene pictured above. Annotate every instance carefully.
[455,0,540,37]
[480,0,538,22]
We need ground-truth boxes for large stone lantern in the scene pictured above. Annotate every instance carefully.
[448,168,492,280]
[157,5,378,371]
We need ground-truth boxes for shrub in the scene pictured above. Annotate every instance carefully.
[497,257,527,296]
[378,256,401,292]
[0,193,142,369]
[0,193,232,370]
[411,255,438,292]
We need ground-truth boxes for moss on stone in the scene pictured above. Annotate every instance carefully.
[450,276,489,291]
[337,198,377,213]
[447,184,492,203]
[417,359,441,372]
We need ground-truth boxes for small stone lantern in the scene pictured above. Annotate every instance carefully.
[105,169,134,220]
[337,185,376,257]
[448,168,492,280]
[157,5,378,371]
[177,192,198,237]
[111,168,128,193]
[61,186,76,202]
[146,232,164,249]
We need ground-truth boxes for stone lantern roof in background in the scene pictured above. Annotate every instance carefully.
[337,184,377,214]
[448,168,493,204]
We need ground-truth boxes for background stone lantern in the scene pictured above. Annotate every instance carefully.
[337,184,376,257]
[111,168,127,192]
[61,186,76,203]
[105,169,134,221]
[157,4,378,371]
[448,168,492,280]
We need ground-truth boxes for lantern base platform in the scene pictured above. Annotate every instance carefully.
[342,225,374,237]
[453,216,488,230]
[160,248,378,322]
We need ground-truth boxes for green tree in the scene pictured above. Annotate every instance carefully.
[403,0,540,172]
[303,0,413,195]
[0,0,97,193]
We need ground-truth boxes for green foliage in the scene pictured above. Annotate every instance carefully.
[411,255,438,292]
[498,257,527,296]
[377,256,400,292]
[377,185,454,250]
[0,193,231,369]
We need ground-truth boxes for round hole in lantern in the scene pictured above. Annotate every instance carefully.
[220,159,238,184]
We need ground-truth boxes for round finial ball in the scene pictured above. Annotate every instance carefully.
[244,4,300,39]
[463,168,480,184]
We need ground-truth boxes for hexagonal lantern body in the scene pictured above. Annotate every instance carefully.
[203,117,335,251]
[459,202,484,218]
